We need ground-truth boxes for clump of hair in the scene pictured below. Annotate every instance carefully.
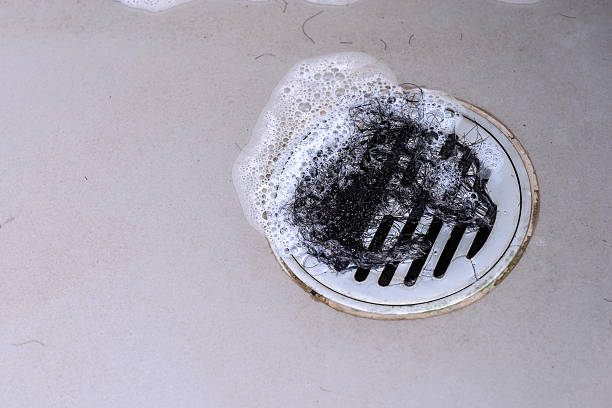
[289,92,496,271]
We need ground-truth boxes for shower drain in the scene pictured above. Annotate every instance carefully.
[272,91,539,319]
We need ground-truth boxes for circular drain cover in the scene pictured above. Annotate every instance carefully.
[272,91,538,319]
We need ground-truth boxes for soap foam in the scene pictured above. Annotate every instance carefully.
[116,0,361,12]
[116,0,191,12]
[232,52,489,260]
[306,0,360,5]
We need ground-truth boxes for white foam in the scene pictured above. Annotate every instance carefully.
[116,0,191,11]
[232,52,474,257]
[115,0,361,12]
[234,53,394,234]
[306,0,360,5]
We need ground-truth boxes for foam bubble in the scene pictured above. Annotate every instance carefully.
[232,52,474,258]
[116,0,362,12]
[306,0,360,5]
[116,0,191,11]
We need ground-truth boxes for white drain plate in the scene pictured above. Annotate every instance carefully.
[274,94,539,319]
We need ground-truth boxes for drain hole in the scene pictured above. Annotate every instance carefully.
[404,217,443,285]
[433,224,467,278]
[404,258,424,286]
[467,226,491,259]
[466,196,497,259]
[377,208,424,286]
[438,134,458,159]
[378,263,398,286]
[355,215,395,282]
[354,267,370,282]
[369,215,396,251]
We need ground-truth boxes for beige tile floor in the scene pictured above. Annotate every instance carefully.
[1,0,611,406]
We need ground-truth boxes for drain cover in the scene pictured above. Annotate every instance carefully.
[272,90,538,319]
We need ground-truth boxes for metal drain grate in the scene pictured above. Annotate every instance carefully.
[273,91,539,319]
[353,128,496,287]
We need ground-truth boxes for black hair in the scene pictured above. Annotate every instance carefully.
[289,93,496,271]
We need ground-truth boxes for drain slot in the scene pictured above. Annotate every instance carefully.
[467,225,492,259]
[404,217,443,285]
[439,133,458,159]
[378,263,397,286]
[433,224,467,277]
[355,215,395,282]
[377,208,424,286]
[354,266,370,282]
